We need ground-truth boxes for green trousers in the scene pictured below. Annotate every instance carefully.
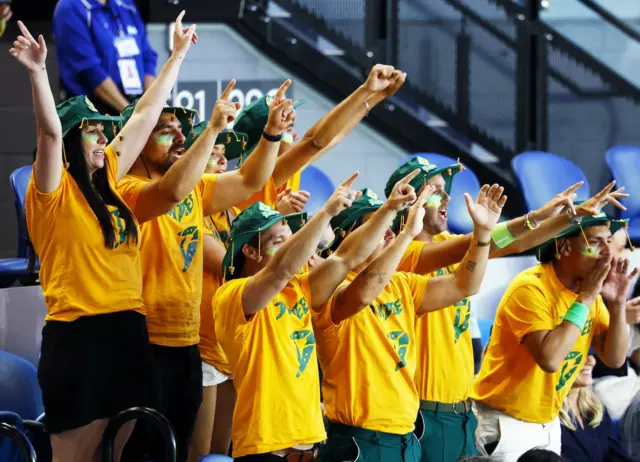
[418,408,478,462]
[320,422,421,462]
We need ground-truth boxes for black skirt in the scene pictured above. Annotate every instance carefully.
[38,310,160,434]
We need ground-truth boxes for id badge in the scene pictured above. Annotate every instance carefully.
[114,35,140,58]
[117,59,143,95]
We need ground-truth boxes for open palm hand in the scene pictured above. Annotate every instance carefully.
[9,21,47,73]
[465,184,507,231]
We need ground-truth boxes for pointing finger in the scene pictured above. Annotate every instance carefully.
[275,79,292,102]
[175,10,186,31]
[340,171,360,188]
[398,168,421,186]
[220,80,236,100]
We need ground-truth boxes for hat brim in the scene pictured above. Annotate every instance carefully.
[62,115,123,142]
[327,204,382,254]
[411,164,460,196]
[536,217,629,262]
[222,212,307,280]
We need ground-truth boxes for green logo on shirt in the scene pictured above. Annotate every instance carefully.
[556,350,583,391]
[275,297,309,320]
[387,330,410,371]
[581,319,593,336]
[369,299,403,320]
[178,226,199,272]
[453,300,470,342]
[167,193,195,222]
[110,209,127,249]
[291,329,315,377]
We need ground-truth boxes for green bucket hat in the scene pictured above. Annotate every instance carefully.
[384,156,463,199]
[233,95,306,161]
[183,121,249,160]
[324,188,384,254]
[536,203,629,262]
[120,98,198,141]
[222,201,307,280]
[57,95,123,142]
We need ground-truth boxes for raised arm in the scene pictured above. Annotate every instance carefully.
[523,252,612,372]
[411,181,627,275]
[308,169,425,310]
[329,183,432,323]
[11,22,62,193]
[593,258,637,368]
[122,81,239,223]
[271,65,401,188]
[205,80,295,214]
[418,185,505,314]
[110,11,197,181]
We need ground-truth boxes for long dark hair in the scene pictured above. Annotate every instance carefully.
[64,127,138,248]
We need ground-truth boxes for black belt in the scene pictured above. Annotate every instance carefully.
[420,399,472,414]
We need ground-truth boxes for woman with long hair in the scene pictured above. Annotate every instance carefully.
[559,354,631,462]
[12,13,197,462]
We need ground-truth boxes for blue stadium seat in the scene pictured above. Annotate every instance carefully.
[0,166,38,287]
[299,166,335,215]
[478,319,494,348]
[512,151,591,212]
[199,455,233,462]
[0,411,37,462]
[404,153,481,235]
[605,145,640,240]
[0,351,44,421]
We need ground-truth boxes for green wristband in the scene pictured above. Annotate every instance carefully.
[491,222,515,248]
[564,301,589,330]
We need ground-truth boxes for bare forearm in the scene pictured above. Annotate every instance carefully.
[133,55,182,115]
[536,322,583,372]
[493,213,572,257]
[453,231,491,296]
[335,204,397,269]
[143,74,155,92]
[29,67,61,137]
[601,304,630,368]
[238,134,280,191]
[159,124,221,201]
[268,210,332,280]
[94,77,130,113]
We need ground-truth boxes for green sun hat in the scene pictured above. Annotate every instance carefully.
[183,121,249,160]
[323,188,384,255]
[536,203,629,262]
[120,98,198,141]
[57,96,123,142]
[233,95,306,163]
[384,156,463,199]
[222,201,307,280]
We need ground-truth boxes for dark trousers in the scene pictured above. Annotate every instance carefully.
[418,407,478,462]
[121,344,203,462]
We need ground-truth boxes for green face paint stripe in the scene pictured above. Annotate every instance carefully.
[155,135,174,144]
[426,194,443,208]
[581,246,599,257]
[81,133,100,142]
[264,247,278,256]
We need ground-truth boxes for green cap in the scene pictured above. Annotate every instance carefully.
[233,95,306,157]
[536,203,629,262]
[183,121,249,160]
[222,201,307,280]
[120,98,198,141]
[324,188,384,254]
[57,95,123,142]
[384,156,462,199]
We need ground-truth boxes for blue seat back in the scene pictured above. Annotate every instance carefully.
[478,319,494,348]
[0,411,33,462]
[405,153,481,235]
[9,166,33,259]
[605,145,640,219]
[512,151,590,212]
[299,166,335,215]
[199,455,233,462]
[0,351,44,420]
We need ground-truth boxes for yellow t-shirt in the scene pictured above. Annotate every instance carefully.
[397,233,475,403]
[314,271,430,434]
[277,170,301,194]
[26,145,143,322]
[237,176,279,211]
[213,275,326,457]
[199,220,231,375]
[117,174,216,346]
[471,263,610,424]
[207,207,239,250]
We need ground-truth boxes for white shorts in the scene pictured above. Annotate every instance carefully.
[202,361,231,387]
[474,402,561,462]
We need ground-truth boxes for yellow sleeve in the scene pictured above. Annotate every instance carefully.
[311,278,349,330]
[399,272,431,313]
[236,177,279,211]
[104,145,118,185]
[594,297,610,336]
[213,278,251,334]
[197,174,217,209]
[396,241,426,273]
[501,282,556,343]
[116,175,147,214]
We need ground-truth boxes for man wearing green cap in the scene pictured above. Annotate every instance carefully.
[384,156,629,462]
[313,179,505,462]
[472,202,636,461]
[212,168,420,460]
[117,79,295,461]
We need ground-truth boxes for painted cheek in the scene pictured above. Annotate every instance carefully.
[581,245,600,257]
[82,133,100,144]
[426,194,443,208]
[264,248,278,256]
[155,135,174,145]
